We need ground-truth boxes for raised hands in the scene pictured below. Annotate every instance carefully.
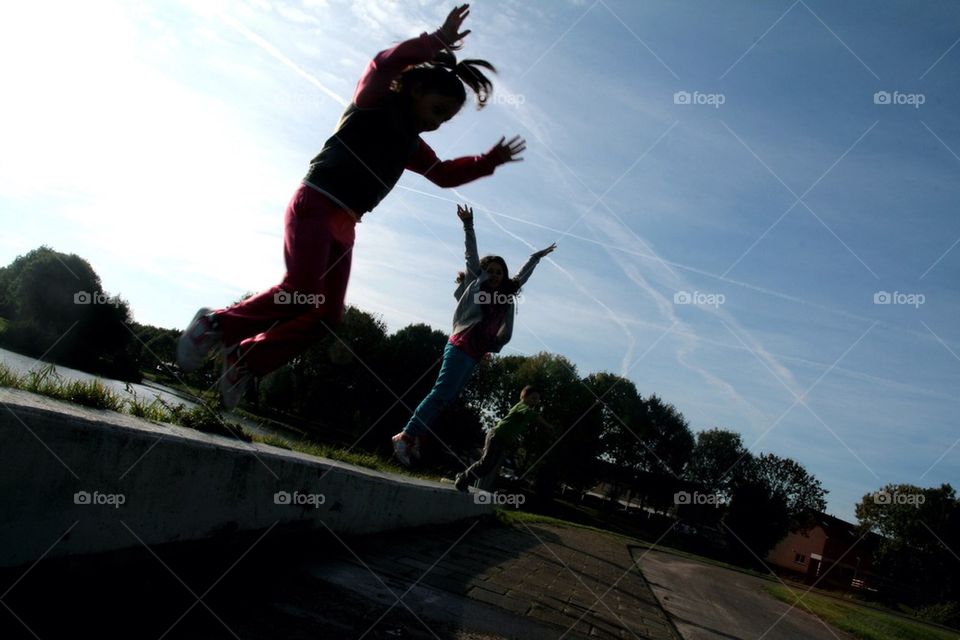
[439,4,471,49]
[457,203,474,224]
[533,242,557,259]
[488,135,526,164]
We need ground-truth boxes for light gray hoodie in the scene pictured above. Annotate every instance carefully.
[451,221,542,353]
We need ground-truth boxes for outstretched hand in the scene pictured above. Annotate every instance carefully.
[439,4,471,48]
[457,204,474,224]
[533,242,557,259]
[488,135,526,164]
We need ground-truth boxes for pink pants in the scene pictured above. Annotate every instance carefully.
[215,184,356,376]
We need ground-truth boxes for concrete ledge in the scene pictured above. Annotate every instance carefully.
[0,388,491,569]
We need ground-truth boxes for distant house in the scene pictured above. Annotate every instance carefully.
[767,512,879,590]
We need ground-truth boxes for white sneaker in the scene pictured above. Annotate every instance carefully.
[220,345,252,410]
[391,432,418,467]
[177,308,222,372]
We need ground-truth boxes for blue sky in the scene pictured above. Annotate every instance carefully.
[1,0,959,521]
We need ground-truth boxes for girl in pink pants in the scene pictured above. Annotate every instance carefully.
[177,5,525,408]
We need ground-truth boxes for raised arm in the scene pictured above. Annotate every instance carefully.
[458,204,482,279]
[515,242,557,285]
[354,5,472,108]
[406,136,526,188]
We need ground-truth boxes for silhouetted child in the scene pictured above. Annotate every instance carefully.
[391,205,556,464]
[455,385,552,491]
[176,4,526,408]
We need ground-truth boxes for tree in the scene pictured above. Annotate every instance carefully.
[0,246,137,379]
[722,453,828,562]
[641,394,695,477]
[585,372,647,506]
[685,428,751,497]
[856,483,960,605]
[723,480,792,564]
[747,453,827,531]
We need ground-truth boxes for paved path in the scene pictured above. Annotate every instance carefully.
[323,520,681,639]
[1,519,680,639]
[637,549,854,640]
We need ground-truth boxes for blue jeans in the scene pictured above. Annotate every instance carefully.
[403,343,478,437]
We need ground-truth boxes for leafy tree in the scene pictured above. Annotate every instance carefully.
[722,452,828,562]
[723,480,792,564]
[856,483,960,605]
[685,428,751,497]
[642,394,695,477]
[585,372,647,505]
[0,246,137,379]
[748,453,827,531]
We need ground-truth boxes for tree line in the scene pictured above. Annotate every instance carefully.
[1,246,954,617]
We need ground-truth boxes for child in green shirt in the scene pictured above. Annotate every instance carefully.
[455,385,553,492]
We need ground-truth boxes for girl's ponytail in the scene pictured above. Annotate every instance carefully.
[401,49,496,109]
[454,59,495,108]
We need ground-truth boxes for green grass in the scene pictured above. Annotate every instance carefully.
[0,361,248,440]
[0,360,438,479]
[0,317,7,333]
[764,585,958,640]
[251,432,443,481]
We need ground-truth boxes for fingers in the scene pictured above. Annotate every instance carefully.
[458,29,471,39]
[448,4,468,21]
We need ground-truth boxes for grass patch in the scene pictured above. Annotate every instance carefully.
[2,361,458,483]
[0,317,7,333]
[763,585,957,640]
[496,508,618,535]
[0,361,248,440]
[250,432,443,481]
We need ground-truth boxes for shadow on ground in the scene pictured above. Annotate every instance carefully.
[1,516,679,639]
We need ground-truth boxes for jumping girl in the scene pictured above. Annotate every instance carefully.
[392,204,556,464]
[176,5,526,408]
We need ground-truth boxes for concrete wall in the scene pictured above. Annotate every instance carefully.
[0,388,491,569]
